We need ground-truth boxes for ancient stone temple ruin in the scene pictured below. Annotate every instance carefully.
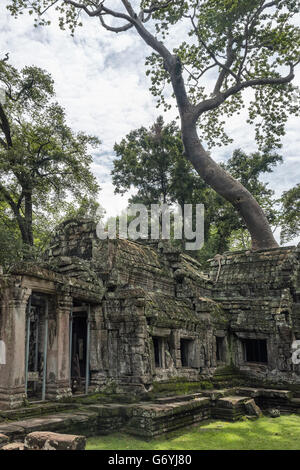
[0,219,299,412]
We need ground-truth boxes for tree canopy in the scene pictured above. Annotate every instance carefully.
[112,116,197,207]
[8,1,300,149]
[279,183,300,244]
[7,0,300,250]
[0,59,100,249]
[112,117,284,260]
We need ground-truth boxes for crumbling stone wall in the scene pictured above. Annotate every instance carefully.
[1,219,299,409]
[43,219,229,391]
[209,246,300,385]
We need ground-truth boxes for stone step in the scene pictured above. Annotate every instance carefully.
[211,396,251,422]
[290,398,300,406]
[0,403,75,423]
[216,396,250,408]
[125,397,211,438]
[201,389,237,400]
[236,388,293,400]
[154,393,203,404]
[154,388,235,404]
[0,410,98,442]
[0,386,296,441]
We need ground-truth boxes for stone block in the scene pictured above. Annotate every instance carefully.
[268,408,281,418]
[244,399,262,417]
[24,431,86,450]
[1,442,24,450]
[0,433,9,449]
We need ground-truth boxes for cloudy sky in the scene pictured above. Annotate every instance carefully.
[1,1,299,244]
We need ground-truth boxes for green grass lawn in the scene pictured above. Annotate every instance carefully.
[86,415,300,450]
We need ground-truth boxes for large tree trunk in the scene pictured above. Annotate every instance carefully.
[181,120,278,251]
[14,211,33,247]
[2,191,33,246]
[24,190,34,246]
[127,16,279,251]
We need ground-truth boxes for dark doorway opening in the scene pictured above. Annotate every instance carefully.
[216,336,225,362]
[25,293,48,401]
[243,338,268,363]
[152,337,164,368]
[70,303,90,394]
[180,339,193,367]
[71,313,87,393]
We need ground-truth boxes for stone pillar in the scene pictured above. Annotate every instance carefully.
[0,279,31,409]
[46,292,72,400]
[89,304,107,391]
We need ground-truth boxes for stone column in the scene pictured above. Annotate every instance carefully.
[89,304,107,392]
[46,292,72,400]
[0,279,31,409]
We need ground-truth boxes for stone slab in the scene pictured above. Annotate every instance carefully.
[24,431,86,450]
[0,411,98,440]
[1,442,24,450]
[217,396,250,408]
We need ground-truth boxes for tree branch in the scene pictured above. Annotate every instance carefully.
[190,16,239,84]
[16,190,24,210]
[0,136,8,149]
[213,33,236,94]
[65,0,134,23]
[0,103,12,147]
[194,65,295,119]
[143,0,174,14]
[0,181,19,213]
[99,14,133,33]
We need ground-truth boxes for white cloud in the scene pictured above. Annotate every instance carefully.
[0,2,299,243]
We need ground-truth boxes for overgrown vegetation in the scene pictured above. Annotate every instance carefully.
[0,58,101,270]
[8,0,300,250]
[112,117,298,265]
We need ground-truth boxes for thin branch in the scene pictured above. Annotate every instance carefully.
[143,0,173,14]
[190,16,239,84]
[17,190,24,210]
[0,104,12,147]
[0,137,7,149]
[64,0,105,17]
[213,33,236,94]
[99,14,133,33]
[40,0,59,16]
[65,0,134,24]
[194,65,295,119]
[0,181,19,213]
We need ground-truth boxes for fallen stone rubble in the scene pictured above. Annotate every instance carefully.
[0,431,86,450]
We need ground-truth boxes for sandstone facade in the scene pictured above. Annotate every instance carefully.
[0,219,299,409]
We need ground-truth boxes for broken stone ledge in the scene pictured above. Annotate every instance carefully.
[0,387,299,441]
[1,431,86,450]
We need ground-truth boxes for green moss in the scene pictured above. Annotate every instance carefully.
[149,379,214,397]
[62,391,138,405]
[86,415,300,450]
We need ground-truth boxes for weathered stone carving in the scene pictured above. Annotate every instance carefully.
[0,219,299,409]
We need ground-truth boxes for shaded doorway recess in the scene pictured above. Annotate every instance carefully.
[69,303,91,395]
[25,293,49,401]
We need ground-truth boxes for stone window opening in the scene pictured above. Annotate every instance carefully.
[243,338,268,364]
[152,337,165,369]
[180,338,194,367]
[216,336,226,362]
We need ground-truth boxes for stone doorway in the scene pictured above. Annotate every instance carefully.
[25,293,49,402]
[70,304,91,395]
